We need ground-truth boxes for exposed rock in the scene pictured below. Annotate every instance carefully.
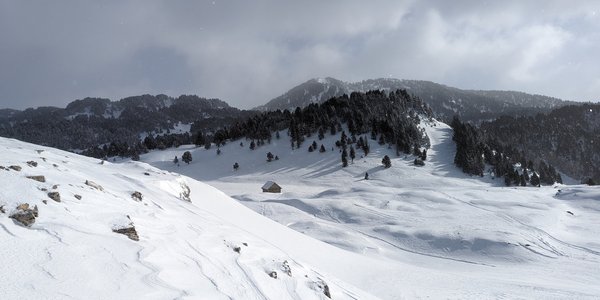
[179,182,191,202]
[567,211,574,216]
[233,246,241,254]
[35,150,44,154]
[85,180,104,191]
[282,260,292,277]
[74,194,82,200]
[9,165,22,171]
[131,191,143,202]
[47,192,61,202]
[268,271,278,279]
[113,227,139,241]
[52,184,58,190]
[42,200,47,205]
[40,188,48,192]
[242,242,248,246]
[52,164,58,168]
[144,172,150,176]
[323,283,331,299]
[26,175,46,182]
[0,166,5,170]
[0,205,5,213]
[27,161,38,167]
[9,204,37,227]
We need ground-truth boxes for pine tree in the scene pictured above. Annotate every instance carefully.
[182,151,192,164]
[267,152,274,162]
[194,132,205,147]
[530,172,541,187]
[318,127,325,140]
[341,148,348,167]
[250,140,256,150]
[319,144,326,153]
[350,146,356,163]
[382,155,391,168]
[520,174,527,186]
[233,162,239,171]
[173,156,179,164]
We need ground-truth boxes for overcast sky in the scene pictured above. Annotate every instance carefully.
[0,0,598,109]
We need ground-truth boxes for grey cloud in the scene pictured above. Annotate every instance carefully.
[0,0,598,110]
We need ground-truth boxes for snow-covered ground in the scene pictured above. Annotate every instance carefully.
[0,137,377,299]
[140,120,600,299]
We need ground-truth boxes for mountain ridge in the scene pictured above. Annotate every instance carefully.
[255,77,575,122]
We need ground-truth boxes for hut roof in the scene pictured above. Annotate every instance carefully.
[262,181,279,189]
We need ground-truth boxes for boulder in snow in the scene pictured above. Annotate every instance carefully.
[74,194,82,200]
[9,204,38,227]
[131,191,143,202]
[26,175,46,182]
[113,227,139,241]
[85,180,104,191]
[27,161,38,167]
[268,271,278,279]
[9,165,22,171]
[47,192,61,202]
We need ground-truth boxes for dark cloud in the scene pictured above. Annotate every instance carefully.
[0,0,598,109]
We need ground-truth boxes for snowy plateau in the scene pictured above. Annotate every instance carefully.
[1,119,600,299]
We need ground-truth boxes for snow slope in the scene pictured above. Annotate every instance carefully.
[141,120,600,299]
[0,137,378,299]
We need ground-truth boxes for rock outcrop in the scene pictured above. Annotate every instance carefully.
[26,175,46,182]
[47,192,61,202]
[113,227,139,241]
[9,203,38,227]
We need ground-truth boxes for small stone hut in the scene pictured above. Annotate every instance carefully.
[262,181,282,193]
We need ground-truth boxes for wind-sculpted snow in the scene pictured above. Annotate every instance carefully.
[142,120,600,299]
[0,137,375,299]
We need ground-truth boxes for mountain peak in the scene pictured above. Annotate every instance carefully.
[256,77,573,122]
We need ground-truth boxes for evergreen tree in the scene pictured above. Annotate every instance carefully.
[530,172,541,187]
[267,152,274,162]
[421,149,427,161]
[350,146,356,163]
[182,151,192,164]
[194,132,205,147]
[173,156,179,164]
[341,148,348,167]
[319,144,326,153]
[382,155,391,168]
[233,162,239,170]
[250,140,256,150]
[318,127,325,140]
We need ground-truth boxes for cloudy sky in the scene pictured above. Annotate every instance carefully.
[0,0,598,109]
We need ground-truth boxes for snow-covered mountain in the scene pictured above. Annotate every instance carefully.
[254,77,573,122]
[0,136,376,299]
[0,94,250,152]
[139,120,600,299]
[3,114,600,299]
